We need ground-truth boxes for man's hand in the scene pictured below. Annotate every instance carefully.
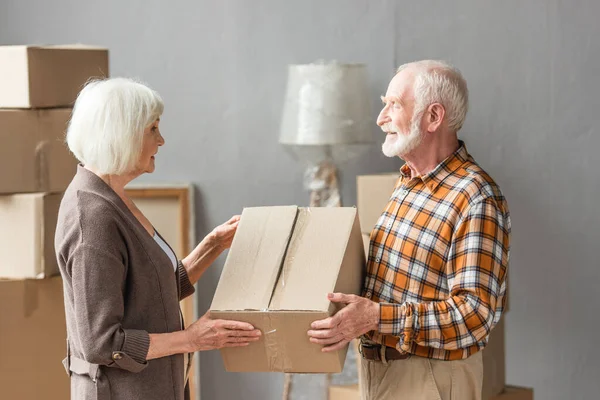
[307,293,380,352]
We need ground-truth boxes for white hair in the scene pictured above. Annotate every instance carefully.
[66,77,164,175]
[397,60,469,132]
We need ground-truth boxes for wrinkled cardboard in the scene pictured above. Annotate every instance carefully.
[0,45,109,108]
[0,192,62,279]
[210,206,365,373]
[0,277,69,399]
[0,108,76,194]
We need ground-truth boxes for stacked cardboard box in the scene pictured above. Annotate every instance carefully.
[356,173,525,399]
[0,45,109,399]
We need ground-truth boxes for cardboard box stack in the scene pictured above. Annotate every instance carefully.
[0,45,109,399]
[355,173,532,399]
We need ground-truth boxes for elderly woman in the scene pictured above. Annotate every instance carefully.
[55,77,261,400]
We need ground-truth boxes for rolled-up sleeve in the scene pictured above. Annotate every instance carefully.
[69,243,149,372]
[177,260,195,301]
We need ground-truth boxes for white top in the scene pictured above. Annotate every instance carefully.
[153,232,177,271]
[153,231,190,383]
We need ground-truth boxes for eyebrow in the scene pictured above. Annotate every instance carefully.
[381,95,403,105]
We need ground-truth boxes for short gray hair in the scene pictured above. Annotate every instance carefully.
[397,60,468,132]
[66,77,164,175]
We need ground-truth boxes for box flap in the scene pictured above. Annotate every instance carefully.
[211,206,298,311]
[269,207,358,311]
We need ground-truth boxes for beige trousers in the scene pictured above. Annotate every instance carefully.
[360,352,483,400]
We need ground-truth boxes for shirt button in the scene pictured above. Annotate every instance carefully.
[365,291,373,298]
[112,353,123,360]
[375,257,381,263]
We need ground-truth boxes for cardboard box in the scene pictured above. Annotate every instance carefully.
[329,384,360,400]
[0,108,77,194]
[490,386,534,400]
[483,319,506,399]
[210,206,365,373]
[362,233,370,258]
[0,45,109,108]
[0,277,69,399]
[0,192,62,278]
[356,173,399,234]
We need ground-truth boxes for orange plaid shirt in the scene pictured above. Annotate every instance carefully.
[363,142,510,360]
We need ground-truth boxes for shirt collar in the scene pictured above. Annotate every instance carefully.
[399,141,471,193]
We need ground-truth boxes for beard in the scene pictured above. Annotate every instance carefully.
[381,113,423,158]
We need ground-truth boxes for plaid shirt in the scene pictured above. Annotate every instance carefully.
[363,142,510,361]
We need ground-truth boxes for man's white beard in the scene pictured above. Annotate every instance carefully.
[381,115,423,158]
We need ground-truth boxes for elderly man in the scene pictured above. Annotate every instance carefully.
[308,60,510,400]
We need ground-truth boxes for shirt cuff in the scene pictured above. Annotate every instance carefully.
[177,260,196,300]
[111,329,150,373]
[379,302,414,352]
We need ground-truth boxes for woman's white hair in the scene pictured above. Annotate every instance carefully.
[397,60,469,132]
[66,77,164,175]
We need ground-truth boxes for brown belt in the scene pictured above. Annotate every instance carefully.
[360,343,411,362]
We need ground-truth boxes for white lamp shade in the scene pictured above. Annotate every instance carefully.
[279,62,373,147]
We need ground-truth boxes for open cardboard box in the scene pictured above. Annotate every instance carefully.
[211,206,365,373]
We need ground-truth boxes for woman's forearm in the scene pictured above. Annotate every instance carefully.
[146,330,191,360]
[181,233,223,285]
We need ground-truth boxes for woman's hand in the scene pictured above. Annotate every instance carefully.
[209,215,240,251]
[182,215,241,285]
[185,311,261,351]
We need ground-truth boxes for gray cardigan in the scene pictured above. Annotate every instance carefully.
[55,165,195,400]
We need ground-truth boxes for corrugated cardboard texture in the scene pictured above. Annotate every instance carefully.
[0,277,69,399]
[490,386,534,400]
[356,173,399,234]
[0,109,77,194]
[329,384,360,400]
[0,45,109,108]
[483,319,506,399]
[211,206,365,373]
[0,192,62,278]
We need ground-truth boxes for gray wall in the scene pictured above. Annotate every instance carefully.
[2,1,599,399]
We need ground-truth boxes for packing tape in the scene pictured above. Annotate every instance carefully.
[264,313,293,372]
[34,140,50,192]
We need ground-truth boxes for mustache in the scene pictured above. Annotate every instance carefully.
[381,123,399,133]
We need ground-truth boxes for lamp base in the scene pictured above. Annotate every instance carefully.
[305,161,341,207]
